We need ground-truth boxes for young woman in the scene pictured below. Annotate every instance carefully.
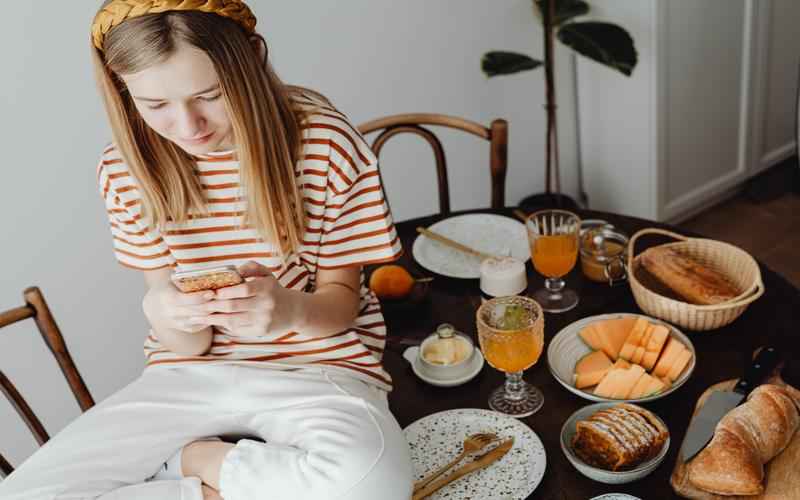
[0,1,412,499]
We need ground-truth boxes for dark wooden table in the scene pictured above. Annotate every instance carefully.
[378,208,800,500]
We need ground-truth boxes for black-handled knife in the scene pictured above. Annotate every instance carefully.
[680,346,782,462]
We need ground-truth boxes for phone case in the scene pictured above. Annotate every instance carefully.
[171,266,243,293]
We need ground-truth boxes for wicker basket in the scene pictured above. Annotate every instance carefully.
[627,228,764,331]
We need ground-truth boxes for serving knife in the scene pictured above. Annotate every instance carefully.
[411,437,514,500]
[680,346,781,462]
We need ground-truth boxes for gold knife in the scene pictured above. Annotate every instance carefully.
[411,437,515,500]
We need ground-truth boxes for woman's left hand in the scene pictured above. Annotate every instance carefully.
[192,261,302,337]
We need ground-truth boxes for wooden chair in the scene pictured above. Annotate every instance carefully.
[358,114,509,215]
[0,287,95,478]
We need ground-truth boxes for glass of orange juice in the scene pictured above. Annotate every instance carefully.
[526,209,581,313]
[476,296,545,417]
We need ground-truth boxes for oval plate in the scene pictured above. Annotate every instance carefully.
[412,214,529,279]
[546,313,696,403]
[404,408,546,499]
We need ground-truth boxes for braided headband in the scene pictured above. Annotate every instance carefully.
[92,0,257,50]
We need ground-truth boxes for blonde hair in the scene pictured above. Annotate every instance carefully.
[91,4,308,256]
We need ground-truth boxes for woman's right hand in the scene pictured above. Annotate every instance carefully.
[142,282,215,334]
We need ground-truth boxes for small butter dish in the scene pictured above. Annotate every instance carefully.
[402,324,484,387]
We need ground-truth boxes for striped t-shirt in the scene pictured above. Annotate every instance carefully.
[96,96,401,390]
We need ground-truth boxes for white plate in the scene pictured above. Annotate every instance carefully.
[412,214,529,279]
[591,495,642,500]
[402,346,485,387]
[546,313,696,403]
[404,408,546,499]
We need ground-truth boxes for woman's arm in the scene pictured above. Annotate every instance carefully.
[195,261,361,339]
[292,265,361,336]
[142,267,215,355]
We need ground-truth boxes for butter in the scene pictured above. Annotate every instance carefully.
[422,336,472,365]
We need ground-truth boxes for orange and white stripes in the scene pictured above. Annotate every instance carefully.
[96,96,401,390]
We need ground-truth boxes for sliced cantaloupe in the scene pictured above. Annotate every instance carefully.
[579,324,601,350]
[593,319,633,360]
[653,338,684,378]
[615,365,646,399]
[660,376,672,388]
[612,358,631,370]
[617,316,637,334]
[666,349,693,382]
[625,317,650,347]
[642,351,660,371]
[618,342,636,361]
[574,351,613,388]
[646,325,670,352]
[643,377,666,397]
[639,324,655,349]
[629,373,655,399]
[575,350,612,374]
[632,346,646,365]
[594,369,625,398]
[575,369,610,389]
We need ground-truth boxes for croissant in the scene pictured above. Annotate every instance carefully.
[687,384,800,496]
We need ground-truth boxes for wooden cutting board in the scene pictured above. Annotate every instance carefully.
[670,373,800,499]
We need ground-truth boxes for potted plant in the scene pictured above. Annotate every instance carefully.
[482,0,637,210]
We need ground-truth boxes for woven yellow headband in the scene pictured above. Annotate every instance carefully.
[92,0,257,50]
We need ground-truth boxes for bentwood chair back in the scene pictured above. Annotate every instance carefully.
[358,114,509,215]
[0,287,95,478]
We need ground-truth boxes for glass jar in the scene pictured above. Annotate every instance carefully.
[580,227,629,285]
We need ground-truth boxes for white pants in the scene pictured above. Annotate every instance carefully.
[0,364,413,500]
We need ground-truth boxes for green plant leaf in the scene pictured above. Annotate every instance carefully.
[482,51,543,77]
[557,21,637,76]
[534,0,590,26]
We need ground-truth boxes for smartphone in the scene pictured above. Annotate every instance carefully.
[171,265,244,293]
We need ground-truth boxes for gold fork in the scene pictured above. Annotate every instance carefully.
[412,432,499,493]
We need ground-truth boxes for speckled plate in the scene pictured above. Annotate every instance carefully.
[404,408,546,499]
[412,214,529,279]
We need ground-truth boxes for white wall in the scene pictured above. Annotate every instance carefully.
[761,0,800,165]
[0,1,578,469]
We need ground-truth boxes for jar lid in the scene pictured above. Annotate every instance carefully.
[580,219,614,237]
[580,227,629,262]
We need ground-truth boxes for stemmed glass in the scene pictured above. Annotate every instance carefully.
[526,209,581,313]
[476,296,545,418]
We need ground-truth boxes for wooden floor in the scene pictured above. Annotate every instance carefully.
[680,191,800,288]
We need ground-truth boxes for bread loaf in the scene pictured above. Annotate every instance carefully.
[639,246,740,305]
[687,384,800,495]
[572,403,668,471]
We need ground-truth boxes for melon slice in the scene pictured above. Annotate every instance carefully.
[593,319,633,360]
[660,376,672,388]
[575,369,610,389]
[643,377,666,397]
[653,338,684,378]
[579,324,602,350]
[618,342,636,361]
[624,317,650,347]
[642,351,660,371]
[632,346,646,365]
[575,350,613,374]
[574,351,613,388]
[614,365,646,399]
[594,369,625,398]
[666,349,693,381]
[612,358,631,370]
[646,325,670,353]
[639,324,655,349]
[629,373,655,399]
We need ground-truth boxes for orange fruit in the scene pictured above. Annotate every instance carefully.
[369,265,416,300]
